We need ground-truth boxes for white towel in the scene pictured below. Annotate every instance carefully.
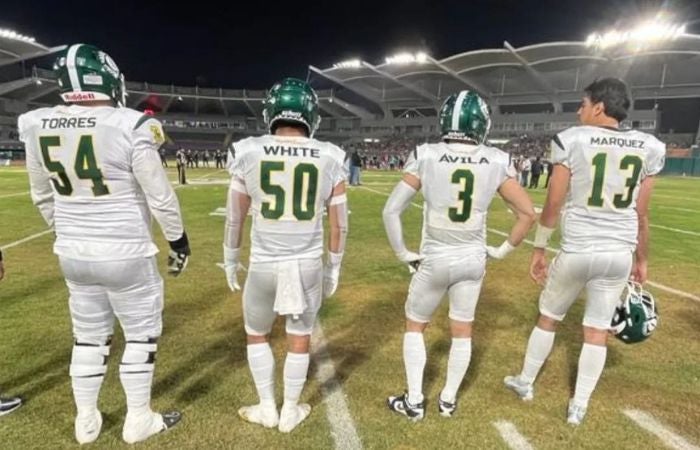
[273,260,306,319]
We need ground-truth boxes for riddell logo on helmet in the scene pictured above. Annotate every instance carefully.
[63,92,97,101]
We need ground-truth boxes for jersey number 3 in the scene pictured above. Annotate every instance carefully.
[39,135,109,197]
[449,169,475,222]
[260,161,318,220]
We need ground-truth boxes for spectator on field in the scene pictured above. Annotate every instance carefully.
[176,149,187,185]
[159,147,168,168]
[215,150,224,169]
[530,157,543,189]
[349,150,362,186]
[520,157,531,188]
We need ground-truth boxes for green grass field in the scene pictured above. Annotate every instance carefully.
[0,166,699,449]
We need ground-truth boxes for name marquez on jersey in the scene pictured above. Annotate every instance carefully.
[590,136,645,149]
[263,145,320,158]
[438,154,489,164]
[41,117,97,129]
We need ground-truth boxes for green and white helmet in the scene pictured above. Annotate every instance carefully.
[263,78,320,137]
[611,282,658,344]
[54,44,126,106]
[439,90,491,144]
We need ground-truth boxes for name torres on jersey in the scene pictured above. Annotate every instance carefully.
[41,117,97,129]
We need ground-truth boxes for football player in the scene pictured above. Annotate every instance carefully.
[223,78,347,432]
[383,91,536,420]
[19,44,190,444]
[504,78,665,425]
[0,249,23,416]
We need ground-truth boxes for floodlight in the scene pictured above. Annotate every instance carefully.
[333,59,362,69]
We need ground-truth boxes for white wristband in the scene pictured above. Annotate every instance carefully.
[223,245,240,264]
[499,240,516,257]
[533,224,554,249]
[328,251,343,267]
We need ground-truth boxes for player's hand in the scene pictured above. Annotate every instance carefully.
[323,264,341,299]
[167,250,189,276]
[486,240,515,260]
[167,232,191,277]
[397,250,423,274]
[223,246,242,291]
[630,260,648,284]
[529,248,548,285]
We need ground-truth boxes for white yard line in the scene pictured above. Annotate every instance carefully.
[0,229,53,251]
[493,421,535,450]
[653,193,700,203]
[623,409,700,450]
[656,206,700,214]
[0,191,29,199]
[311,323,363,450]
[649,224,700,237]
[359,185,700,305]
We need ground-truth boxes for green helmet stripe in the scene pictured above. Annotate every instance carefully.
[66,44,83,92]
[452,90,468,130]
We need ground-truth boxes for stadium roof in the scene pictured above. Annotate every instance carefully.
[310,34,700,116]
[0,29,64,67]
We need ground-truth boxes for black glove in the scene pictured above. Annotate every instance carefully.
[167,232,190,276]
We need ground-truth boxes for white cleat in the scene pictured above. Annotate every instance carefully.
[122,410,181,444]
[238,403,279,428]
[75,410,103,444]
[503,375,534,401]
[278,403,311,433]
[567,399,587,426]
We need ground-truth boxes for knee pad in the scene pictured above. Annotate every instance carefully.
[120,338,158,375]
[70,337,112,378]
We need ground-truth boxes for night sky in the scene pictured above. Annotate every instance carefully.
[2,0,699,89]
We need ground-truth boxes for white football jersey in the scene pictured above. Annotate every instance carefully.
[228,135,347,263]
[19,105,184,261]
[552,125,666,253]
[404,142,515,255]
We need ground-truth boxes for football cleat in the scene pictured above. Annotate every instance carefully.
[503,375,534,401]
[611,282,658,344]
[75,410,102,444]
[0,396,22,416]
[122,410,181,444]
[278,403,311,433]
[438,397,457,418]
[238,403,279,429]
[387,392,425,421]
[567,399,587,426]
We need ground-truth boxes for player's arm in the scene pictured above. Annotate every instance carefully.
[488,178,536,259]
[20,118,55,227]
[322,181,348,298]
[382,173,422,272]
[223,176,251,292]
[132,119,190,275]
[631,176,655,283]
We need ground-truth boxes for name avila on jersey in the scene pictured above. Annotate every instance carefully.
[41,117,98,129]
[590,136,645,149]
[438,153,490,164]
[263,145,320,158]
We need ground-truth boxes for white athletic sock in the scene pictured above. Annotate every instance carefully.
[70,341,110,417]
[440,338,472,403]
[573,343,607,408]
[520,327,555,384]
[247,343,276,407]
[403,332,426,405]
[119,340,157,417]
[72,376,104,417]
[282,352,310,408]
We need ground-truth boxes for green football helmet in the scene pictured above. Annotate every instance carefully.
[54,43,126,106]
[263,78,320,137]
[611,282,658,344]
[439,90,491,144]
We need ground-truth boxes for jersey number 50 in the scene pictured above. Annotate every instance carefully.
[260,161,318,220]
[39,135,109,197]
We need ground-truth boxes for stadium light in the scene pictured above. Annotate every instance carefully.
[385,52,429,65]
[586,19,686,49]
[0,28,36,43]
[333,59,362,69]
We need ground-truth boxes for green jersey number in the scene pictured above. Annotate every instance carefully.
[39,135,110,197]
[587,153,643,208]
[448,169,475,222]
[260,161,318,220]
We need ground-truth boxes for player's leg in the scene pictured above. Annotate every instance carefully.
[278,258,322,432]
[106,257,179,444]
[239,263,279,428]
[505,252,585,400]
[59,257,114,444]
[388,257,448,421]
[568,251,633,425]
[438,257,485,417]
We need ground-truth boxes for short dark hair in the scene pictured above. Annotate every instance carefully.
[584,78,631,122]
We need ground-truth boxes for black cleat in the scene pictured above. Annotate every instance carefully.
[387,392,425,421]
[438,397,457,417]
[0,396,22,416]
[162,411,182,430]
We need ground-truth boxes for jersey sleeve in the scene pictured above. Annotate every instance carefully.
[19,112,55,227]
[496,150,517,186]
[643,136,666,177]
[329,145,348,187]
[403,145,425,178]
[131,117,185,241]
[550,128,576,167]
